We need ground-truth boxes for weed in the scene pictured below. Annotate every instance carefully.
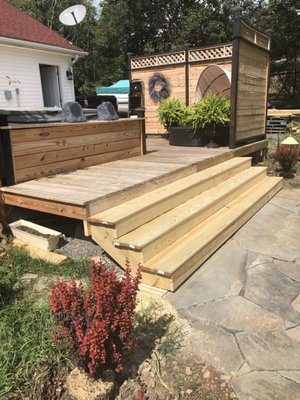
[157,319,185,358]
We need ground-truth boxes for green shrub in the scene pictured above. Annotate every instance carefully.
[158,98,192,128]
[191,92,230,128]
[157,93,230,132]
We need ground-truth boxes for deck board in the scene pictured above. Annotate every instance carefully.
[1,139,267,218]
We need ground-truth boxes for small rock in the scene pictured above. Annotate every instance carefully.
[221,382,226,388]
[62,102,86,123]
[90,256,103,264]
[203,371,210,379]
[220,374,231,382]
[21,273,39,280]
[33,277,49,292]
[185,366,193,376]
[148,379,156,388]
[97,102,119,121]
[186,389,193,395]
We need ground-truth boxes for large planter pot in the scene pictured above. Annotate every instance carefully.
[204,124,229,148]
[168,126,206,147]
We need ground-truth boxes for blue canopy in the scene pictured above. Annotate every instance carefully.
[96,80,129,94]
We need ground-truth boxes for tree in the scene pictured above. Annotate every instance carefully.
[7,0,300,95]
[260,0,300,95]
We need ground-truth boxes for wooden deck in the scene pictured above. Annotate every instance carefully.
[0,139,267,220]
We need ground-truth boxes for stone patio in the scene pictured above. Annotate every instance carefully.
[167,188,300,399]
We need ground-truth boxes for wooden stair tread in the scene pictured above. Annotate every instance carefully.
[88,157,251,230]
[143,176,282,278]
[114,166,267,250]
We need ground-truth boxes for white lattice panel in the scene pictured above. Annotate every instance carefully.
[131,51,185,69]
[189,45,232,62]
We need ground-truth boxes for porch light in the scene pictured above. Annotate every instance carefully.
[66,68,73,80]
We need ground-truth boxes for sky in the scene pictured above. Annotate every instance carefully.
[92,0,101,7]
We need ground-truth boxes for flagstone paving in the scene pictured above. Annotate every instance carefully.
[166,188,300,399]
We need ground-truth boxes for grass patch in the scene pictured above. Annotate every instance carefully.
[0,245,92,398]
[0,297,68,398]
[1,246,90,281]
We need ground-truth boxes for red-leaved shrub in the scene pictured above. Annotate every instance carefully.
[49,259,142,377]
[273,144,299,173]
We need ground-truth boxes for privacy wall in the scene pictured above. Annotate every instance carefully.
[130,14,270,149]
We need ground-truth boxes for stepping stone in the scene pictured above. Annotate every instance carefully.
[292,295,300,313]
[278,371,300,384]
[244,262,300,324]
[190,319,244,375]
[233,371,300,400]
[236,330,300,370]
[286,325,300,342]
[186,296,284,332]
[234,203,300,261]
[275,260,300,283]
[167,239,246,309]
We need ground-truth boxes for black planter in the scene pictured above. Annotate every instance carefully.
[204,124,229,148]
[168,126,206,147]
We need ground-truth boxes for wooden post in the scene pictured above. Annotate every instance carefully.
[0,192,8,246]
[229,6,242,149]
[185,47,190,106]
[136,107,147,154]
[0,128,15,186]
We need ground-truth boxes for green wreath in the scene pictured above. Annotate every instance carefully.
[148,73,171,102]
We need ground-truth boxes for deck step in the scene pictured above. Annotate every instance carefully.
[87,156,282,292]
[88,157,251,237]
[113,166,267,262]
[143,176,282,291]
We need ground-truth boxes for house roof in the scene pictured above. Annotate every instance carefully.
[0,0,85,54]
[96,80,130,94]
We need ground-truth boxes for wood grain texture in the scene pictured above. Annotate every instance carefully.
[234,37,269,143]
[6,120,143,183]
[1,138,268,220]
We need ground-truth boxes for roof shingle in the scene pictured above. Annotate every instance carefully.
[0,0,85,53]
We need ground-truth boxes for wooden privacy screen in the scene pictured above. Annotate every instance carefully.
[0,119,144,185]
[229,17,270,148]
[130,45,232,135]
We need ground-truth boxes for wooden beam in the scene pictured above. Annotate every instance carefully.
[2,193,86,220]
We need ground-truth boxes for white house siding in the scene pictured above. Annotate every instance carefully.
[0,43,75,109]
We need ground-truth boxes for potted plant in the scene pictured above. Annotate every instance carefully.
[191,92,230,148]
[157,98,201,146]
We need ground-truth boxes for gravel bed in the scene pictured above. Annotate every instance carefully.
[56,235,123,274]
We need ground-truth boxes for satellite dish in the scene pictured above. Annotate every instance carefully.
[59,4,86,26]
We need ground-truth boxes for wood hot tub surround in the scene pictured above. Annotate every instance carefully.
[0,118,145,186]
